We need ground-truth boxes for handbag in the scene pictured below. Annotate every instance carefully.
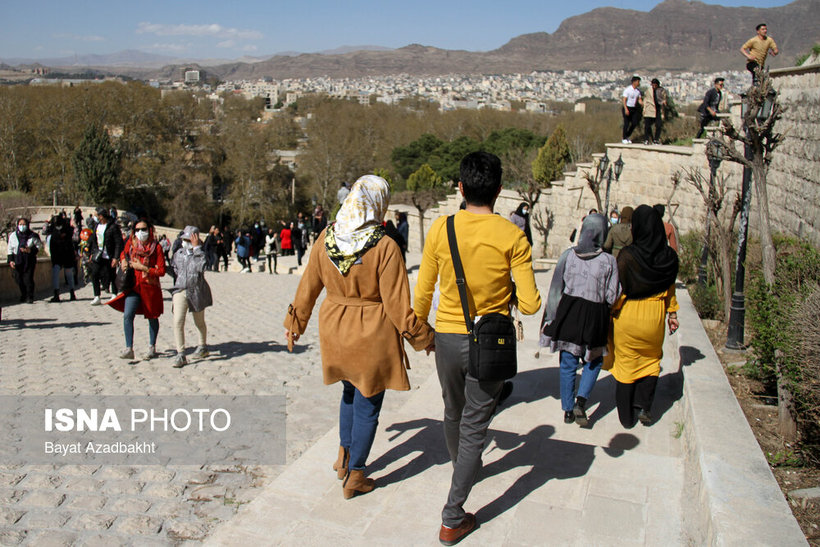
[446,215,517,382]
[115,263,135,293]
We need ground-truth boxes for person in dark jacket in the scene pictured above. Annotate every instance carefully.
[509,202,533,246]
[696,78,724,138]
[395,212,409,262]
[7,217,43,303]
[235,229,252,272]
[90,208,123,305]
[47,215,78,302]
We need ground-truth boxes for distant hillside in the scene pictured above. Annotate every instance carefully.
[10,0,819,80]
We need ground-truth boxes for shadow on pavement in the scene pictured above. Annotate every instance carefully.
[205,340,310,361]
[475,427,639,524]
[0,318,104,331]
[496,367,558,412]
[367,418,450,487]
[651,345,704,424]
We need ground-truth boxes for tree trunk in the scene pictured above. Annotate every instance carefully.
[716,226,733,322]
[775,352,798,442]
[752,161,776,285]
[416,205,425,250]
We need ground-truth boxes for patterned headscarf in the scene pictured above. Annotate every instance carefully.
[325,175,389,274]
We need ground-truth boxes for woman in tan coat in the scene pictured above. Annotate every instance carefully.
[284,175,434,499]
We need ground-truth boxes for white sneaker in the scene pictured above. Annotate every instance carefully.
[119,348,134,360]
[626,139,632,144]
[191,345,210,359]
[142,345,158,360]
[91,296,101,306]
[107,294,117,302]
[622,139,629,144]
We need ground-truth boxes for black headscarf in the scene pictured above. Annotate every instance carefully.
[617,204,679,299]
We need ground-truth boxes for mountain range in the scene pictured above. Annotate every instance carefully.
[5,0,819,80]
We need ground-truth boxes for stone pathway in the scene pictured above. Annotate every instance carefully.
[204,285,689,546]
[0,252,435,545]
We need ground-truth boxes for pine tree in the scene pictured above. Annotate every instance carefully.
[532,125,571,186]
[72,125,121,205]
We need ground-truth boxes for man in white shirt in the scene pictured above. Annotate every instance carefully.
[622,76,643,144]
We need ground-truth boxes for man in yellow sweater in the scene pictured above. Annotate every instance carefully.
[414,151,541,545]
[741,23,779,85]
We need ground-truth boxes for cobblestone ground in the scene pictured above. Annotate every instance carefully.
[0,253,436,545]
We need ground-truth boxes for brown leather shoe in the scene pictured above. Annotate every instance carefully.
[332,446,349,480]
[439,513,476,545]
[342,469,375,499]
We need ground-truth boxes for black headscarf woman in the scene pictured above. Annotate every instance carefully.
[617,204,678,299]
[509,202,532,245]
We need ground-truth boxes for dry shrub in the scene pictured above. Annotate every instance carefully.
[789,285,820,462]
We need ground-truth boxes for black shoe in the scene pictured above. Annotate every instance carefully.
[573,403,589,427]
[638,409,653,426]
[19,295,26,303]
[26,297,34,304]
[69,291,77,301]
[564,411,575,424]
[498,381,514,405]
[50,290,60,303]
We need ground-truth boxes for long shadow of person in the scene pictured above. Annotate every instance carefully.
[205,340,309,361]
[584,373,618,427]
[366,418,450,487]
[651,345,705,423]
[495,367,559,414]
[475,427,639,524]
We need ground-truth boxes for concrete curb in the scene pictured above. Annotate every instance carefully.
[675,286,807,545]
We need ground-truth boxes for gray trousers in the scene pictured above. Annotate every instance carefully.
[435,332,504,527]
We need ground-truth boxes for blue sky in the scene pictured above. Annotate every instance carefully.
[1,0,791,60]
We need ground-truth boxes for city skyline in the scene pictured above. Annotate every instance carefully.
[1,0,792,62]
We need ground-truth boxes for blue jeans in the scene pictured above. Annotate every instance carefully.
[123,292,159,349]
[52,264,75,291]
[338,381,385,471]
[559,351,603,412]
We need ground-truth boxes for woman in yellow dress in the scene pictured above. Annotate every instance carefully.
[609,205,680,428]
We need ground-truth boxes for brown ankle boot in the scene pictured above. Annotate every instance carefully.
[332,446,350,480]
[342,469,374,499]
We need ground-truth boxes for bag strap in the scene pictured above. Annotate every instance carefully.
[446,215,473,333]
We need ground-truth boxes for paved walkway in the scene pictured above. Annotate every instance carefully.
[0,252,689,545]
[205,281,688,546]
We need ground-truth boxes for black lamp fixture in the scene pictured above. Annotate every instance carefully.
[613,154,624,180]
[597,151,610,180]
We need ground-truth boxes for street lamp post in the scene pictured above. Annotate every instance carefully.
[725,91,774,349]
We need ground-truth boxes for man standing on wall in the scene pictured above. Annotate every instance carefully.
[622,76,643,144]
[696,78,724,139]
[642,79,667,145]
[414,151,541,545]
[741,23,779,85]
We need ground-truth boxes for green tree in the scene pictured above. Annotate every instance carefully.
[405,163,444,248]
[72,125,121,205]
[532,125,571,186]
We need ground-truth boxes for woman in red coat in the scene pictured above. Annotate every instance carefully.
[280,223,293,256]
[108,218,166,362]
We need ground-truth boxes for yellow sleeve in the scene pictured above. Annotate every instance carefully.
[414,219,440,320]
[379,241,434,351]
[742,38,755,50]
[770,38,778,50]
[510,231,541,315]
[665,284,680,314]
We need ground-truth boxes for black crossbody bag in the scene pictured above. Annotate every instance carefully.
[446,215,517,381]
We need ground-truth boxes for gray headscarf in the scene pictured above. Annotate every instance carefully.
[574,214,608,258]
[542,213,609,326]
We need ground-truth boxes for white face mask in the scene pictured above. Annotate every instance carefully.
[18,224,27,233]
[610,218,618,225]
[182,240,193,251]
[136,229,149,242]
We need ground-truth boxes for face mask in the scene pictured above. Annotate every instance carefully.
[182,240,193,251]
[18,225,27,233]
[610,218,618,225]
[522,209,529,215]
[136,229,149,242]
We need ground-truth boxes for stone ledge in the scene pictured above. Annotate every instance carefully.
[675,287,807,545]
